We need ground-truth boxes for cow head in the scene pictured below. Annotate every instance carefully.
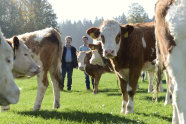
[0,32,20,105]
[77,51,87,71]
[87,20,134,59]
[8,36,40,78]
[88,43,105,66]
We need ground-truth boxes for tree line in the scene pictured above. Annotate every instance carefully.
[0,1,154,49]
[58,3,154,49]
[0,0,57,38]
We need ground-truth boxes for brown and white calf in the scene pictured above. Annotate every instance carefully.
[0,30,20,106]
[8,28,63,111]
[155,0,186,123]
[89,42,164,93]
[87,20,156,114]
[77,49,113,94]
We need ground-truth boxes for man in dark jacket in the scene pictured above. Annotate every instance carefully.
[61,36,78,91]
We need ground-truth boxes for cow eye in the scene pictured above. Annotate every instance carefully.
[24,53,28,56]
[115,33,121,44]
[6,58,11,63]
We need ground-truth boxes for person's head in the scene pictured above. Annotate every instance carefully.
[82,36,88,46]
[65,36,72,47]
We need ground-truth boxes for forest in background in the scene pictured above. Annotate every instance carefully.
[0,0,154,49]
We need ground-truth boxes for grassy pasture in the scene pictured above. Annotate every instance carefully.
[0,69,172,124]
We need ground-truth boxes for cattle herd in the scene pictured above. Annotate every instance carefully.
[0,0,185,123]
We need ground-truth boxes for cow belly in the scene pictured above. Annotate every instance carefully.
[118,69,129,81]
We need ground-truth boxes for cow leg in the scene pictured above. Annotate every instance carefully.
[49,68,60,109]
[117,75,128,114]
[164,71,172,106]
[33,70,49,111]
[1,105,10,112]
[148,72,154,93]
[93,74,102,94]
[125,68,141,114]
[172,104,179,124]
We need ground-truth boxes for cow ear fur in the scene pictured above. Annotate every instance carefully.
[86,27,100,39]
[121,25,134,38]
[13,36,20,49]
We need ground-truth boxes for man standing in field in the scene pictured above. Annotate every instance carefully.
[79,36,94,90]
[61,36,78,91]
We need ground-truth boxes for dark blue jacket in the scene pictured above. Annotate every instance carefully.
[62,45,78,68]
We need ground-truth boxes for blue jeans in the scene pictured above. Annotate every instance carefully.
[62,63,73,90]
[84,72,94,89]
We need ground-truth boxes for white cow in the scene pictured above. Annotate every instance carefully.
[0,30,20,106]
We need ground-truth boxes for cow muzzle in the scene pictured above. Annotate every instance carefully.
[78,66,85,71]
[105,49,115,58]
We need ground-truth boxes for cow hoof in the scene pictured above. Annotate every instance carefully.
[33,105,41,111]
[164,101,172,106]
[1,106,10,112]
[148,89,153,93]
[120,108,126,114]
[54,103,60,109]
[93,91,98,95]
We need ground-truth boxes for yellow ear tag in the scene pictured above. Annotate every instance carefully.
[90,33,96,39]
[124,32,128,38]
[92,46,95,50]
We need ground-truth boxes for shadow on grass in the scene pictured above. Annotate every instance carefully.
[142,96,165,102]
[17,110,143,124]
[98,88,122,96]
[136,112,172,122]
[136,88,148,93]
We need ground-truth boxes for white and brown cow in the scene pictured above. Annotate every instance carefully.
[87,20,156,114]
[6,36,40,78]
[89,42,164,93]
[155,0,186,123]
[0,30,20,106]
[77,46,113,94]
[7,28,63,111]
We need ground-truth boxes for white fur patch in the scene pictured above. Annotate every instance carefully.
[100,20,121,57]
[126,96,134,114]
[0,30,20,105]
[165,1,186,123]
[90,51,104,66]
[127,83,132,92]
[142,37,146,48]
[77,52,86,69]
[18,28,53,42]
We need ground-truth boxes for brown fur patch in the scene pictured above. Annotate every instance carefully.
[155,0,176,62]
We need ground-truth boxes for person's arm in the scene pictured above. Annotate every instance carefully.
[72,47,78,68]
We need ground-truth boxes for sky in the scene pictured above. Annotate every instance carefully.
[48,0,157,23]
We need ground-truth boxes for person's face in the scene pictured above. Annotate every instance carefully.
[65,38,71,46]
[82,37,88,45]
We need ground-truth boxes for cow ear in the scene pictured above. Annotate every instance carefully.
[13,36,20,49]
[121,25,134,38]
[86,27,100,39]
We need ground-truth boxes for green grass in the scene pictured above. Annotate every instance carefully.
[0,69,172,124]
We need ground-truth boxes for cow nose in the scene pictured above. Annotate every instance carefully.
[105,49,114,57]
[34,66,40,74]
